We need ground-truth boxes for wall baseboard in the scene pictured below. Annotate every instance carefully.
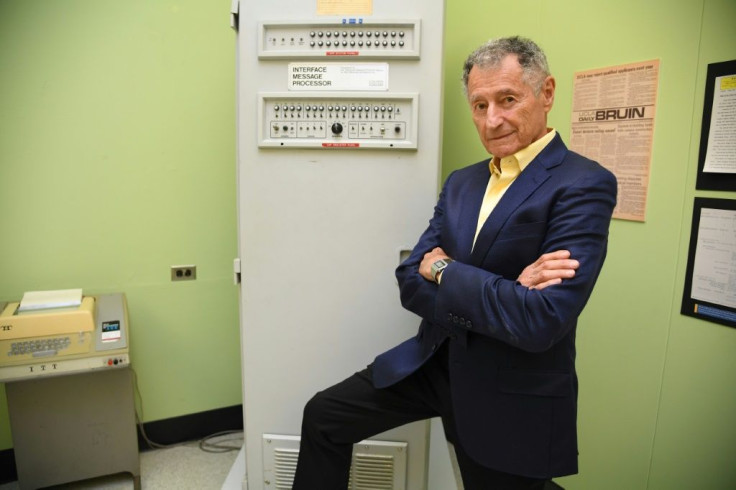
[136,404,243,450]
[0,448,16,484]
[0,404,244,484]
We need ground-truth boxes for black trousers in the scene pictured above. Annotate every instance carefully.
[292,343,548,490]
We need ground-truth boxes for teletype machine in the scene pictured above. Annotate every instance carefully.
[0,291,140,489]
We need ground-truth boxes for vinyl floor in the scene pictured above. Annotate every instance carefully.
[0,432,243,490]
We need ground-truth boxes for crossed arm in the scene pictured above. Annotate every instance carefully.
[399,164,617,352]
[420,247,579,290]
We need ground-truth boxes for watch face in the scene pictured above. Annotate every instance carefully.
[431,259,448,283]
[431,259,448,275]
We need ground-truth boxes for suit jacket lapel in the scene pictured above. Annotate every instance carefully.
[469,134,568,266]
[454,161,491,262]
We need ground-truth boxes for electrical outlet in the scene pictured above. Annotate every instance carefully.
[171,265,197,281]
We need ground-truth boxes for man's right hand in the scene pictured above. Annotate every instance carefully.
[517,250,579,290]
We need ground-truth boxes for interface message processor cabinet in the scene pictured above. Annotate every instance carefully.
[232,1,446,488]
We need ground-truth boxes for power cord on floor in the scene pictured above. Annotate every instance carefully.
[198,430,243,453]
[131,367,243,452]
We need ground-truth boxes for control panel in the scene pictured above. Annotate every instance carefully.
[259,20,420,59]
[258,92,418,149]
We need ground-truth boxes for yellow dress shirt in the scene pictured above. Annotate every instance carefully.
[472,129,558,248]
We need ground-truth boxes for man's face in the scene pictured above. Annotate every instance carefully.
[467,55,555,158]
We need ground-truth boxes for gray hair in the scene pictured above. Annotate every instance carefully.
[461,36,550,96]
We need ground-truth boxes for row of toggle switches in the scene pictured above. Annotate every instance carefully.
[311,39,404,48]
[309,30,406,48]
[274,104,396,113]
[310,30,406,38]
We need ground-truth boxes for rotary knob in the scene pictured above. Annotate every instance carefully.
[331,123,343,135]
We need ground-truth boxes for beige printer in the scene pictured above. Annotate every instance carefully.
[0,290,139,489]
[0,290,130,382]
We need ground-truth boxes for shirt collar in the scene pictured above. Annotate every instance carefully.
[491,128,557,176]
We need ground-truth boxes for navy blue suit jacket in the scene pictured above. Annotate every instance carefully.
[372,134,617,478]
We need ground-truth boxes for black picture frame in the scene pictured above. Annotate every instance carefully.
[681,197,736,328]
[695,59,736,191]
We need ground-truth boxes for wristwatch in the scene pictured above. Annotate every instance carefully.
[430,258,453,283]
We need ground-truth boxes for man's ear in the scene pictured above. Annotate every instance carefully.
[541,75,556,113]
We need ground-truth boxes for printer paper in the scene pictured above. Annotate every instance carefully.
[18,289,83,313]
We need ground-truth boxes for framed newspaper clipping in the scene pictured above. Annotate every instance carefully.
[696,59,736,191]
[681,197,736,328]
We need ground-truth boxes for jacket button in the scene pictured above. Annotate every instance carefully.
[453,315,459,324]
[466,321,473,329]
[431,343,438,351]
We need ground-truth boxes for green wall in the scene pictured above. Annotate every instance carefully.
[442,0,736,489]
[0,0,240,448]
[1,1,735,489]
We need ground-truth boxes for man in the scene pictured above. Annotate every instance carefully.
[293,36,617,489]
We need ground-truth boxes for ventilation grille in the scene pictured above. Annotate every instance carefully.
[350,451,395,489]
[263,434,408,490]
[273,446,299,489]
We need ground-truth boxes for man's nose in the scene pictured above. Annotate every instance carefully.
[485,105,503,128]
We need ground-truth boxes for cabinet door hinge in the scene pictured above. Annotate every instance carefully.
[233,258,242,285]
[230,0,240,31]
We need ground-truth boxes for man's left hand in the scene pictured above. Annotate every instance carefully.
[518,250,579,290]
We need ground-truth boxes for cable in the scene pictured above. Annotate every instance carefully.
[131,368,243,452]
[198,430,244,453]
[132,368,184,449]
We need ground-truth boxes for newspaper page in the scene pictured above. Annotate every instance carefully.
[570,60,660,222]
